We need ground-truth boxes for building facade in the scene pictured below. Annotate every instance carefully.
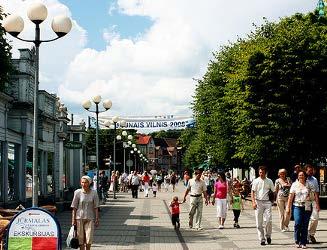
[136,134,155,170]
[153,138,179,172]
[0,48,85,208]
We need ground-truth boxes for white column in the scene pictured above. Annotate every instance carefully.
[58,139,64,198]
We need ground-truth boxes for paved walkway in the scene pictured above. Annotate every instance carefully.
[57,184,327,249]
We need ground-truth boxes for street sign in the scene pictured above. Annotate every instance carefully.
[88,155,96,162]
[126,160,133,167]
[6,207,61,250]
[64,141,82,149]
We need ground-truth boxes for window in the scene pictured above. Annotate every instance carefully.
[47,152,54,194]
[8,143,16,201]
[26,147,33,198]
[73,133,80,142]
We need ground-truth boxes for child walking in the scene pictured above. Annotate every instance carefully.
[170,196,181,229]
[152,183,158,197]
[231,188,244,228]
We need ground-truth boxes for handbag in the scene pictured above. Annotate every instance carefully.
[268,189,275,203]
[70,225,79,249]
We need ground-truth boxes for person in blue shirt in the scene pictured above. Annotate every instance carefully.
[305,164,320,244]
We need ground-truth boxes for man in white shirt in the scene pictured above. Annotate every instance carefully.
[306,164,320,244]
[183,169,209,230]
[251,166,275,246]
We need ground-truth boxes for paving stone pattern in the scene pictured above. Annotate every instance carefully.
[57,184,327,250]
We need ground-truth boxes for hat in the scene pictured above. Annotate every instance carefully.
[81,175,92,184]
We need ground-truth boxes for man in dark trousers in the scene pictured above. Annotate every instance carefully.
[99,171,109,203]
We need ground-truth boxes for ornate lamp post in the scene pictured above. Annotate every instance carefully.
[82,96,112,196]
[104,117,126,199]
[117,132,133,174]
[2,2,72,207]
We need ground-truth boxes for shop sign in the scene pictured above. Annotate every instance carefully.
[98,115,195,130]
[6,208,61,250]
[64,141,82,149]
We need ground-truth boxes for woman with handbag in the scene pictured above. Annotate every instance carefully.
[275,169,292,232]
[286,171,315,249]
[71,176,100,250]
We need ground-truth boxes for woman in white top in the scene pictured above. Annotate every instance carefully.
[71,176,100,250]
[286,171,314,249]
[275,169,292,232]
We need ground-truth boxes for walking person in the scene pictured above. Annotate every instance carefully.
[99,171,109,204]
[183,169,209,230]
[170,172,177,192]
[251,166,275,246]
[164,174,170,192]
[130,171,140,198]
[275,169,292,232]
[71,176,100,250]
[109,170,115,192]
[306,164,321,244]
[183,171,190,187]
[291,164,301,182]
[231,188,244,228]
[156,174,163,192]
[290,164,302,221]
[142,171,150,197]
[212,172,228,229]
[152,183,158,197]
[286,170,317,249]
[170,196,182,229]
[203,172,215,204]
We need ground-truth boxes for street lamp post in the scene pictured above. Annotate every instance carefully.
[104,117,126,199]
[3,3,72,207]
[117,131,132,174]
[127,140,132,173]
[82,96,112,197]
[132,144,138,171]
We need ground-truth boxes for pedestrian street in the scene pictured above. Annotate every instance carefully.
[57,185,327,250]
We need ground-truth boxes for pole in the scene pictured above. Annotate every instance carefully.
[134,154,137,172]
[128,150,131,173]
[32,24,41,207]
[123,144,126,174]
[95,104,100,195]
[113,122,117,199]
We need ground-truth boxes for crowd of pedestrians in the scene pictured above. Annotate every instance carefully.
[180,164,321,248]
[71,163,321,249]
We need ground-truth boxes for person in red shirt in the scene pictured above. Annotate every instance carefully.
[170,196,182,229]
[142,172,151,197]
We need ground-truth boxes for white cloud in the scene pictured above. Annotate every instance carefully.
[1,0,315,128]
[0,0,87,93]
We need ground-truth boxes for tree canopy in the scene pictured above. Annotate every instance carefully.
[0,7,14,91]
[187,12,327,171]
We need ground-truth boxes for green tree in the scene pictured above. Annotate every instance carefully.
[0,7,15,91]
[192,12,327,171]
[85,128,137,171]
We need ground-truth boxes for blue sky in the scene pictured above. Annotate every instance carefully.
[60,0,153,51]
[0,0,316,127]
